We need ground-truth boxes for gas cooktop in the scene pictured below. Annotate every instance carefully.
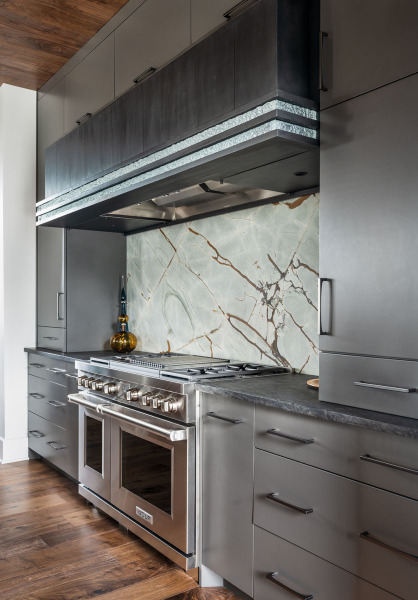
[91,351,290,381]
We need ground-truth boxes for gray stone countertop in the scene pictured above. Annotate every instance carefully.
[196,374,418,439]
[24,347,114,363]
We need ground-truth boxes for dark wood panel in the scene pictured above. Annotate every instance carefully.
[198,25,234,125]
[143,68,171,151]
[234,0,278,108]
[167,47,199,141]
[0,0,131,90]
[0,459,238,599]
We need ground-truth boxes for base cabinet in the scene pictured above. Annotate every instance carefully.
[201,393,255,597]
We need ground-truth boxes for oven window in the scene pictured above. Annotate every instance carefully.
[121,431,172,515]
[85,416,103,474]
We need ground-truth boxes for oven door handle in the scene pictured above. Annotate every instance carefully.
[99,405,189,442]
[68,392,104,411]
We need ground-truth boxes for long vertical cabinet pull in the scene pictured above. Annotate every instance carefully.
[57,292,64,321]
[318,278,332,335]
[319,32,329,91]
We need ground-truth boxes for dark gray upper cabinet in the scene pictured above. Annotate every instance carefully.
[114,0,191,98]
[64,35,115,135]
[191,0,236,43]
[37,79,64,201]
[319,73,418,360]
[235,0,318,108]
[197,25,234,125]
[320,0,418,110]
[143,48,199,151]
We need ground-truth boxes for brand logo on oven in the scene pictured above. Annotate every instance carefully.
[136,506,153,524]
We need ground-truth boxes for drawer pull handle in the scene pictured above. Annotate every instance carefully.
[28,430,44,438]
[267,429,314,445]
[46,367,66,374]
[359,531,418,563]
[65,373,78,379]
[29,363,44,368]
[133,67,156,84]
[76,112,92,125]
[47,441,66,451]
[29,393,44,399]
[223,0,251,19]
[360,454,418,476]
[42,337,59,341]
[267,492,313,515]
[47,400,65,408]
[354,381,416,393]
[207,411,243,424]
[266,572,313,600]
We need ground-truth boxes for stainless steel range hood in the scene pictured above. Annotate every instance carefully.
[103,180,283,226]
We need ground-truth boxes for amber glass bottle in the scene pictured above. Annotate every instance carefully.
[110,277,137,353]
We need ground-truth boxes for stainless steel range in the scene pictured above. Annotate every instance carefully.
[68,351,289,569]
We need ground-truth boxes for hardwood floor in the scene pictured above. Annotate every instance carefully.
[0,459,239,600]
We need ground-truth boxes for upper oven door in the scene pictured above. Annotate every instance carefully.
[105,404,195,555]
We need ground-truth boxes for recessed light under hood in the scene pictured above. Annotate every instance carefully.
[103,180,283,226]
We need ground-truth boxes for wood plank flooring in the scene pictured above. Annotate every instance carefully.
[0,459,239,600]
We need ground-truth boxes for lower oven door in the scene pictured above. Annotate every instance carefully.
[104,404,195,555]
[78,403,111,502]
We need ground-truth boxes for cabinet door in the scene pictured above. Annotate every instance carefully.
[198,24,234,125]
[114,0,191,98]
[64,34,114,134]
[37,227,66,329]
[201,393,254,597]
[319,74,418,359]
[320,0,418,110]
[191,0,233,43]
[37,79,64,200]
[143,48,198,150]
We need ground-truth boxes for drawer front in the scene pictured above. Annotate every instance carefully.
[28,412,68,473]
[320,352,418,419]
[28,376,67,429]
[37,326,66,352]
[28,352,67,384]
[255,405,418,501]
[254,527,398,600]
[254,449,418,600]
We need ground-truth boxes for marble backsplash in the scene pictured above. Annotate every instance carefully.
[127,193,319,375]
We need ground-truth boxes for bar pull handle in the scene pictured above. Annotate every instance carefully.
[360,454,418,476]
[47,400,66,408]
[133,67,156,85]
[46,367,66,374]
[42,336,59,341]
[57,292,64,321]
[319,31,328,91]
[47,441,67,451]
[223,0,251,19]
[207,411,243,424]
[354,381,415,393]
[359,531,418,563]
[29,393,45,399]
[28,430,44,438]
[76,112,92,125]
[266,572,313,600]
[267,492,313,515]
[318,277,332,335]
[267,429,314,445]
[65,373,78,380]
[29,363,45,368]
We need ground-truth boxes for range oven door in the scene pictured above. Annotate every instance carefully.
[102,404,195,555]
[70,393,111,502]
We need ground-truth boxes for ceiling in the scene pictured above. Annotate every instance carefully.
[0,0,130,90]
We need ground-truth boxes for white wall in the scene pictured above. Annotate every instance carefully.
[0,84,37,463]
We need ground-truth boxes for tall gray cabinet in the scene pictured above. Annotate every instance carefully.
[37,227,126,352]
[319,0,418,418]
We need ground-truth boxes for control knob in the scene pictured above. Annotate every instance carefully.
[103,382,117,395]
[141,393,151,406]
[161,398,183,413]
[125,388,143,402]
[152,394,166,409]
[91,379,104,391]
[83,377,95,388]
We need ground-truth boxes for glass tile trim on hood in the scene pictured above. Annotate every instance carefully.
[37,97,318,219]
[37,115,319,225]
